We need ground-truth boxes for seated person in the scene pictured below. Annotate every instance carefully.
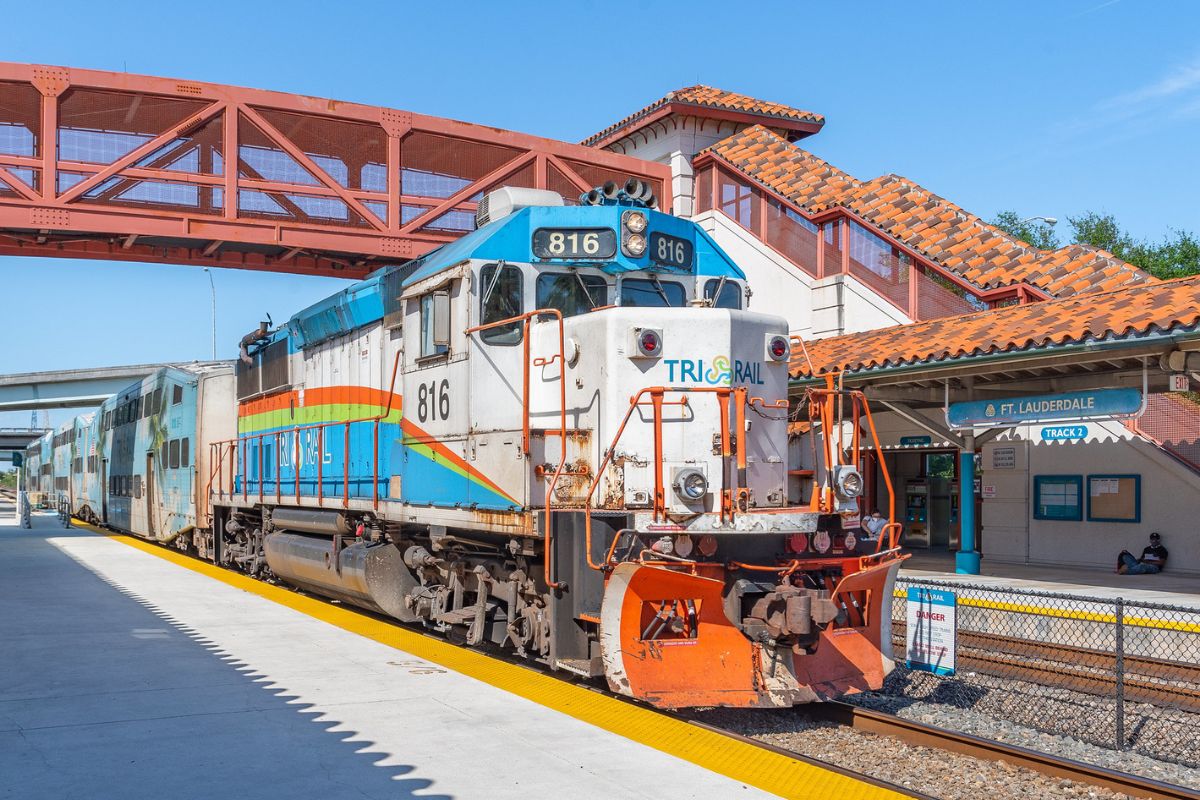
[862,509,889,542]
[1117,532,1168,574]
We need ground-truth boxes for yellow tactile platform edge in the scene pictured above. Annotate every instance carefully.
[74,522,904,800]
[894,589,1200,633]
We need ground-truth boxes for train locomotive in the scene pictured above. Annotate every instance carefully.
[29,181,906,709]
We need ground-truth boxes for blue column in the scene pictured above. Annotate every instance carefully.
[955,449,981,574]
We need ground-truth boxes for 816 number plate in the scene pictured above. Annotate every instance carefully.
[532,228,616,260]
[649,232,693,268]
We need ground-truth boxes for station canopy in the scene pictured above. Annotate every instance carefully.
[789,275,1200,440]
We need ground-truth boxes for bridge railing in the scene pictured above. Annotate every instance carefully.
[0,63,670,279]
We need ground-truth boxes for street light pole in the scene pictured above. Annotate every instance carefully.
[203,268,217,360]
[1021,215,1058,226]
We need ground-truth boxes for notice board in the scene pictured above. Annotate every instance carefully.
[1088,474,1140,522]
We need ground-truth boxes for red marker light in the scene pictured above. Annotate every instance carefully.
[639,330,659,354]
[767,335,789,361]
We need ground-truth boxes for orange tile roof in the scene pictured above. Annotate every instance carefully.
[790,275,1200,378]
[704,126,1153,298]
[582,86,823,148]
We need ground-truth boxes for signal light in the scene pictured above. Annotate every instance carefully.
[766,334,789,362]
[633,327,663,358]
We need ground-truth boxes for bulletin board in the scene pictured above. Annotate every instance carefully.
[1087,474,1141,523]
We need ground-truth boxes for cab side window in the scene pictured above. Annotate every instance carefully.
[420,291,450,358]
[479,264,524,345]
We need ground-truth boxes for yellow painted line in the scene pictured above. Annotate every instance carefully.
[895,589,1200,634]
[73,520,904,800]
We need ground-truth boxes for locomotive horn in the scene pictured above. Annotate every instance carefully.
[644,192,658,210]
[583,188,605,206]
[238,321,270,366]
[623,178,646,200]
[601,180,620,200]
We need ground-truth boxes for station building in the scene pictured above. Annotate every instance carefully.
[584,87,1200,576]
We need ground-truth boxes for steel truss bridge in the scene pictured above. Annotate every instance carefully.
[0,63,668,279]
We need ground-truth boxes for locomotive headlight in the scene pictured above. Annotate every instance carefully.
[674,468,708,502]
[623,210,648,234]
[623,233,647,257]
[833,465,863,499]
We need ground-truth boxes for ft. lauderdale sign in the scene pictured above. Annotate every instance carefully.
[947,388,1142,428]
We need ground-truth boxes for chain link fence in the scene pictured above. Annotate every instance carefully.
[877,577,1200,768]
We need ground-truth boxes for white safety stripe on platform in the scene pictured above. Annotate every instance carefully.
[48,535,770,799]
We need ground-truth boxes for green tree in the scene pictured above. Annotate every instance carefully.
[992,210,1200,280]
[991,211,1061,250]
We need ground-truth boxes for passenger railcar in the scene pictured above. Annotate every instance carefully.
[38,183,906,710]
[68,364,234,542]
[24,433,53,508]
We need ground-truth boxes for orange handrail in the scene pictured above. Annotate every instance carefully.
[466,308,567,591]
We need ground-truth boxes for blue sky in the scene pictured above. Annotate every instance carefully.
[4,0,1199,426]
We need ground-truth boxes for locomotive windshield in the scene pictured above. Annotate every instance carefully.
[619,277,685,307]
[535,271,607,317]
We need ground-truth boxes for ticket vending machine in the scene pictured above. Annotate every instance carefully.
[903,481,930,548]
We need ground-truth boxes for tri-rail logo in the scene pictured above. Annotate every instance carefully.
[664,355,765,386]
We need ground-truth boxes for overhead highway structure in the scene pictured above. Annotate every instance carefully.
[0,361,230,411]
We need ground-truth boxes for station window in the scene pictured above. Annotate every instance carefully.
[169,439,180,470]
[172,385,183,405]
[703,278,742,309]
[479,264,524,345]
[536,272,606,318]
[1033,475,1083,521]
[620,277,686,308]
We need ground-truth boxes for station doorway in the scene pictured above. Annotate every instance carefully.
[865,447,981,552]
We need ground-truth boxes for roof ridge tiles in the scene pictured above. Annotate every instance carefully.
[704,125,1154,299]
[790,274,1200,377]
[582,88,824,147]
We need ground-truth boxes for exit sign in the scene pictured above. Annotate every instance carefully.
[1169,373,1190,392]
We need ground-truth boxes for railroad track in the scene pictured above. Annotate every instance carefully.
[65,519,1200,800]
[804,702,1200,800]
[893,624,1200,710]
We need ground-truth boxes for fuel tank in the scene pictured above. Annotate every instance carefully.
[263,532,419,622]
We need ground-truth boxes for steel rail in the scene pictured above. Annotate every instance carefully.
[808,701,1200,800]
[890,625,1200,710]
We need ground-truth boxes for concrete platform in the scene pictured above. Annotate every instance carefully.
[0,513,901,800]
[901,550,1200,609]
